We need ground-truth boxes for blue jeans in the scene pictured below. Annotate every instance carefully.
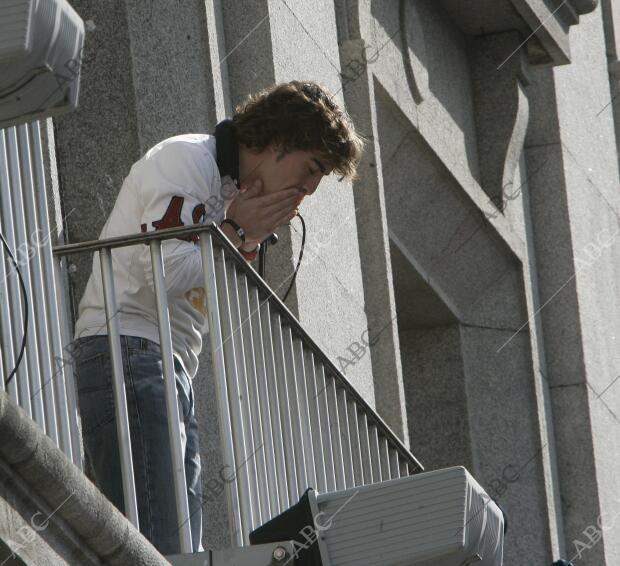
[72,334,203,555]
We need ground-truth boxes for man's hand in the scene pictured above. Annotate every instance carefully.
[226,178,304,248]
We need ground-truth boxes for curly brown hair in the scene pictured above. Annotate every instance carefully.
[232,80,366,181]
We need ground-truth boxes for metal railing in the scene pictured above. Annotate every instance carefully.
[0,121,81,467]
[52,223,424,552]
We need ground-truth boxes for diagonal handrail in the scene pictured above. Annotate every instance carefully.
[53,222,423,472]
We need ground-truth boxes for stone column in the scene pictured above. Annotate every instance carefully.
[526,5,620,563]
[330,1,412,444]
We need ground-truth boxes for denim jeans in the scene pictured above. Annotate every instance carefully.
[71,334,203,555]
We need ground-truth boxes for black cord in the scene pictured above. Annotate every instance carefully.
[0,230,28,387]
[282,212,306,303]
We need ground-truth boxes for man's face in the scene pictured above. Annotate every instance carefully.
[252,145,332,203]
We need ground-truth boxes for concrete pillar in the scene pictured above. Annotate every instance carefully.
[332,0,411,443]
[526,4,620,563]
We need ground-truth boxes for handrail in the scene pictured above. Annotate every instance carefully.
[53,220,424,549]
[53,221,424,473]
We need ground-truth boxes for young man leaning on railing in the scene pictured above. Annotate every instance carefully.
[70,80,364,555]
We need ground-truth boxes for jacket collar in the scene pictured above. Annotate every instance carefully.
[214,118,240,190]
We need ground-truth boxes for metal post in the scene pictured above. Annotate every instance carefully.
[16,123,55,440]
[325,374,345,491]
[282,327,308,496]
[149,240,192,553]
[292,338,318,492]
[304,351,327,493]
[379,436,390,481]
[31,120,80,464]
[99,246,140,529]
[238,273,269,526]
[347,399,364,486]
[399,459,409,478]
[46,249,76,454]
[200,234,244,546]
[0,128,32,415]
[259,301,289,512]
[401,461,411,477]
[0,232,15,396]
[248,285,280,520]
[213,247,255,543]
[389,447,401,479]
[227,263,261,530]
[369,423,382,482]
[337,388,354,488]
[315,363,336,492]
[271,313,299,502]
[358,412,373,484]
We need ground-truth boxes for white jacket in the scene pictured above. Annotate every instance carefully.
[74,133,239,379]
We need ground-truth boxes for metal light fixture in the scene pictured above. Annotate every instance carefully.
[250,466,505,566]
[0,0,85,129]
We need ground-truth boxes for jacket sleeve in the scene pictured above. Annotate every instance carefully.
[136,140,220,297]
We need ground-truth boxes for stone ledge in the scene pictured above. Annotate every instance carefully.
[571,0,599,15]
[439,0,599,66]
[0,391,169,566]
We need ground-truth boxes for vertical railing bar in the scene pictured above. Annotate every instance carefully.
[0,227,16,397]
[238,274,269,526]
[227,263,261,530]
[271,314,299,502]
[30,120,71,458]
[150,240,192,552]
[99,246,139,529]
[0,323,3,391]
[389,447,401,479]
[0,128,32,415]
[217,250,421,473]
[292,337,318,492]
[337,388,354,488]
[8,126,42,420]
[303,350,327,494]
[325,373,345,491]
[16,123,55,439]
[347,399,363,486]
[200,234,243,546]
[51,254,78,463]
[281,324,307,497]
[379,436,390,481]
[212,246,254,545]
[248,286,280,519]
[369,423,382,482]
[315,363,336,493]
[259,301,290,512]
[358,413,373,484]
[399,459,409,478]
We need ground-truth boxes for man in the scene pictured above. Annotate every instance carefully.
[70,80,364,554]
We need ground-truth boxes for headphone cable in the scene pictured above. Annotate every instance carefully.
[0,229,29,387]
[282,212,306,303]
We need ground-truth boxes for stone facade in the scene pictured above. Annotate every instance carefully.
[41,0,620,564]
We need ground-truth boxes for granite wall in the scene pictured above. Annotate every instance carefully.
[47,0,620,564]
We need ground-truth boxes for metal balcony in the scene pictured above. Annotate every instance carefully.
[0,119,423,556]
[52,222,424,553]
